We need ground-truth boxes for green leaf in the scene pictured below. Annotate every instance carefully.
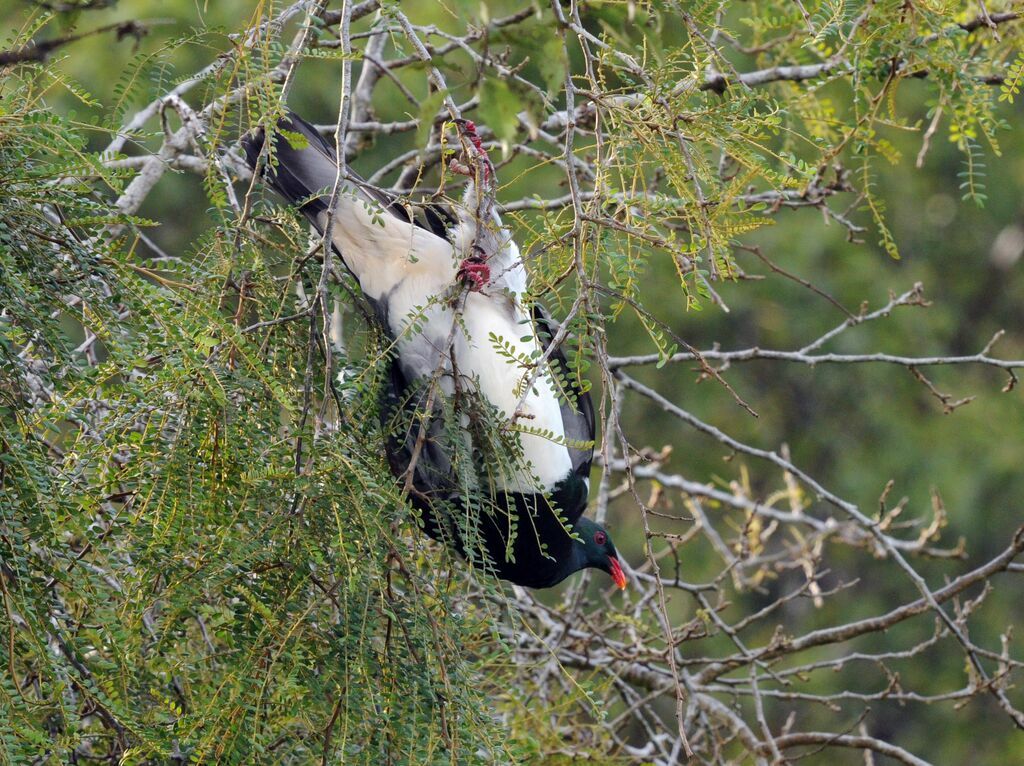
[416,88,448,151]
[452,0,479,21]
[478,78,521,145]
[279,128,309,151]
[538,37,567,96]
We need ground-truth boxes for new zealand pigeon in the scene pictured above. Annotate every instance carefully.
[241,110,626,590]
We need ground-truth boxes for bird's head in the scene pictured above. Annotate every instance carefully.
[574,517,627,590]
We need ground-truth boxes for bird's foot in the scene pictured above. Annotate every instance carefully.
[458,257,490,292]
[452,118,493,182]
[449,157,493,182]
[458,119,487,153]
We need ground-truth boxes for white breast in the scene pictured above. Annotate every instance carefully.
[325,197,572,493]
[456,292,572,492]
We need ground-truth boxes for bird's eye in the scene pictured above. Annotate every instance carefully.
[594,531,607,546]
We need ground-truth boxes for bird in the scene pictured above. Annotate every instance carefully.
[241,109,626,591]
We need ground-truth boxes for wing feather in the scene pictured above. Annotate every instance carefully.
[531,304,595,488]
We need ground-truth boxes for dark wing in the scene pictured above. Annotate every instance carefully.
[381,360,457,500]
[532,304,595,518]
[240,110,454,240]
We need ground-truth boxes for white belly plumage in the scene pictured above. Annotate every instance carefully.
[323,192,573,493]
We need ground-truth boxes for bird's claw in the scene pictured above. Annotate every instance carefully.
[453,119,484,149]
[452,118,493,182]
[458,258,490,292]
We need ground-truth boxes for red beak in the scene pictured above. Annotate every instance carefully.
[608,556,627,590]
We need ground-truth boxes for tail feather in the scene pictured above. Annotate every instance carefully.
[239,125,266,171]
[242,110,458,241]
[241,111,340,219]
